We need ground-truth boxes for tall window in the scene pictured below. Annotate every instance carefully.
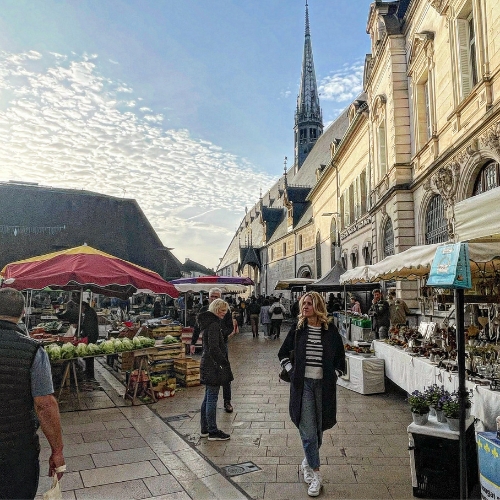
[282,242,287,257]
[425,195,448,244]
[330,218,337,267]
[383,218,394,258]
[456,7,479,100]
[378,120,388,177]
[315,232,322,279]
[360,170,367,214]
[473,161,500,195]
[298,234,303,251]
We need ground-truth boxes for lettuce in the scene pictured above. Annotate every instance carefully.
[86,343,101,355]
[101,340,116,354]
[75,343,88,357]
[61,342,76,359]
[45,344,61,361]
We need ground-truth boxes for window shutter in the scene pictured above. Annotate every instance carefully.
[360,170,367,214]
[457,18,471,99]
[378,122,387,177]
[340,193,345,229]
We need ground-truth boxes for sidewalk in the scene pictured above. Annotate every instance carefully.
[38,323,414,499]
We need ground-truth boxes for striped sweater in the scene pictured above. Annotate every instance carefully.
[304,325,323,379]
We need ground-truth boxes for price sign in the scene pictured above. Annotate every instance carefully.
[427,243,472,289]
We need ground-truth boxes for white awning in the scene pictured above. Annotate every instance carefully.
[275,278,316,290]
[340,242,500,284]
[173,283,248,294]
[454,186,500,242]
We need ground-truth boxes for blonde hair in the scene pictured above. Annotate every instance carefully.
[297,291,329,330]
[208,298,228,316]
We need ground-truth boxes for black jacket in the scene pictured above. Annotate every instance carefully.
[192,306,233,345]
[199,311,233,386]
[81,306,99,343]
[278,320,345,431]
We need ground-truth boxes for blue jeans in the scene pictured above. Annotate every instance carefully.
[222,342,231,403]
[299,378,323,469]
[201,384,220,433]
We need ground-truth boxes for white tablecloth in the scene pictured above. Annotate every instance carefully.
[337,352,385,395]
[373,340,500,431]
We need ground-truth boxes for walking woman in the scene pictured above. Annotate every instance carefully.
[278,292,345,497]
[199,298,234,441]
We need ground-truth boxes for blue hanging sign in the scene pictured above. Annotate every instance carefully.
[427,242,472,289]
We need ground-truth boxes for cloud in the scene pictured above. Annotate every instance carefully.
[0,50,276,267]
[318,61,364,103]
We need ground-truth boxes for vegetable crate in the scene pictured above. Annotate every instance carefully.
[174,357,200,387]
[149,326,182,339]
[153,344,185,360]
[117,352,134,372]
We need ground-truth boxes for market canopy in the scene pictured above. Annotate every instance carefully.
[340,242,500,284]
[170,275,254,293]
[307,262,379,292]
[275,277,316,290]
[454,186,500,242]
[0,245,179,299]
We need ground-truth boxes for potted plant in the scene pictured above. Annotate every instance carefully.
[442,390,473,431]
[408,390,430,425]
[424,384,448,421]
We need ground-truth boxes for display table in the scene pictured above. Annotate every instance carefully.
[477,432,500,498]
[408,415,477,498]
[337,352,385,394]
[338,313,373,342]
[374,340,500,431]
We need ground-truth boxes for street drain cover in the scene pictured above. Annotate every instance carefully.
[222,461,260,477]
[162,414,191,422]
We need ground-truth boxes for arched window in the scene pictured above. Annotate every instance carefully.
[473,161,500,195]
[425,194,448,244]
[315,232,322,279]
[330,218,337,267]
[383,218,394,258]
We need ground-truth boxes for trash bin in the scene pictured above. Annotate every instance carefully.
[407,415,478,498]
[477,432,500,498]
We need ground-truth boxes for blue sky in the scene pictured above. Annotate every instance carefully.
[0,1,372,268]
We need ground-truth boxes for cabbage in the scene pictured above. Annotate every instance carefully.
[101,340,116,354]
[86,343,101,355]
[45,344,61,361]
[136,336,155,348]
[61,342,76,359]
[113,339,127,352]
[75,343,88,357]
[132,336,142,348]
[121,338,134,351]
[162,335,179,344]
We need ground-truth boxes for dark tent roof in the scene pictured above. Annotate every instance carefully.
[307,262,379,292]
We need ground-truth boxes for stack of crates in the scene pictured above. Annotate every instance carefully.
[117,351,134,372]
[174,357,201,387]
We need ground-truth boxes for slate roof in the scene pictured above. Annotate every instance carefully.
[181,259,215,276]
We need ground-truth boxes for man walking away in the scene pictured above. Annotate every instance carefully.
[248,297,261,337]
[0,288,65,499]
[268,297,284,339]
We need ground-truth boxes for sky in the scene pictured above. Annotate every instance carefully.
[0,0,372,269]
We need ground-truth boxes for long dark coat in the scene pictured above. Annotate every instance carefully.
[278,320,346,431]
[199,311,233,386]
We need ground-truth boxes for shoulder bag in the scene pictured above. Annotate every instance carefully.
[279,329,298,383]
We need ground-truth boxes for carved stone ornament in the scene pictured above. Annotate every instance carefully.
[428,0,449,15]
[480,122,500,157]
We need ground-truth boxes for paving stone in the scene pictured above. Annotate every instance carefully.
[104,419,134,430]
[143,474,183,496]
[65,454,95,472]
[82,428,124,443]
[92,446,158,467]
[200,473,248,500]
[175,478,218,499]
[80,461,158,487]
[120,426,141,437]
[63,421,107,435]
[231,464,276,483]
[150,459,170,475]
[108,436,148,451]
[64,441,113,458]
[73,479,152,499]
[276,464,299,482]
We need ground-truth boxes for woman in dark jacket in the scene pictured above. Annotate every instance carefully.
[278,291,345,497]
[199,298,234,441]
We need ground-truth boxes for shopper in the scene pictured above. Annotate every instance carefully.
[152,297,162,318]
[278,291,345,497]
[368,289,390,339]
[349,295,362,314]
[0,288,66,499]
[269,297,284,339]
[198,298,234,441]
[247,297,261,337]
[81,301,99,380]
[260,298,272,338]
[388,290,410,327]
[191,287,237,413]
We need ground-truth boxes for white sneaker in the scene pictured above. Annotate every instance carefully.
[308,471,322,497]
[301,458,314,484]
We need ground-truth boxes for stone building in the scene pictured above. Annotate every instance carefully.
[219,0,500,304]
[0,181,182,280]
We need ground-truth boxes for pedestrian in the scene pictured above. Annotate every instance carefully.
[349,295,362,314]
[57,293,80,325]
[387,290,410,327]
[278,291,345,497]
[191,288,237,413]
[260,298,272,338]
[269,297,284,339]
[290,297,300,320]
[152,296,162,318]
[198,298,234,441]
[247,297,261,337]
[0,287,66,499]
[368,289,390,339]
[81,301,99,380]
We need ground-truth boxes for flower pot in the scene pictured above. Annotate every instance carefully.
[429,406,436,416]
[435,409,447,423]
[412,412,429,425]
[446,417,460,431]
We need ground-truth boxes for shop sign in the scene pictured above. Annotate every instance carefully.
[427,242,472,289]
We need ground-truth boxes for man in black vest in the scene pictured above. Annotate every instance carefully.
[190,287,237,413]
[81,301,99,380]
[0,288,65,499]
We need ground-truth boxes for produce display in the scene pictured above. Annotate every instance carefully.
[44,335,156,361]
[162,335,180,344]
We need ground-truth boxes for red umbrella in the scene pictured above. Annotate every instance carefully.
[0,245,178,299]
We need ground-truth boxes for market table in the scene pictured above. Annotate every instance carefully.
[373,340,500,430]
[337,352,385,394]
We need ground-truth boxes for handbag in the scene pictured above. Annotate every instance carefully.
[43,465,66,500]
[279,329,298,382]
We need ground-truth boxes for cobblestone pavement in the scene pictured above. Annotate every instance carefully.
[37,322,415,499]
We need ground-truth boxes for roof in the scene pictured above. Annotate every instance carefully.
[181,259,215,276]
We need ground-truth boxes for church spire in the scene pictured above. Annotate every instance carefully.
[294,1,323,171]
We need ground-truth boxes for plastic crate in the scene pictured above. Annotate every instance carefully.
[411,424,478,498]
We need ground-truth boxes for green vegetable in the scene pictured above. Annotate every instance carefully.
[162,335,179,344]
[86,343,101,355]
[61,342,76,359]
[45,344,61,361]
[75,343,88,357]
[101,340,116,354]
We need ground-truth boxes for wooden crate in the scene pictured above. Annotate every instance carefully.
[173,357,200,370]
[174,357,200,387]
